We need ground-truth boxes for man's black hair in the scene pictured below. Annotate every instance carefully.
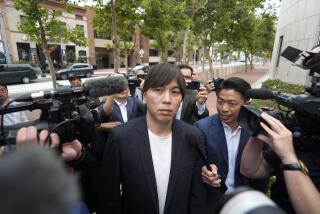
[216,77,251,101]
[0,83,8,90]
[178,64,194,75]
[143,63,186,98]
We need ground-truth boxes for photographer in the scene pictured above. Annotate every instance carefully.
[178,64,209,124]
[241,112,320,213]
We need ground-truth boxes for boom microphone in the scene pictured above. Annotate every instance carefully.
[186,133,228,193]
[83,75,128,97]
[245,88,275,99]
[14,75,129,102]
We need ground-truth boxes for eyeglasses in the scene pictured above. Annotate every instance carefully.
[0,87,7,92]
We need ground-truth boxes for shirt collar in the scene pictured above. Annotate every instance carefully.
[114,99,127,107]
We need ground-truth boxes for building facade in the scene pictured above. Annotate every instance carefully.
[270,0,320,85]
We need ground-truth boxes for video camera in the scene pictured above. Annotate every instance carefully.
[0,76,128,147]
[238,45,320,150]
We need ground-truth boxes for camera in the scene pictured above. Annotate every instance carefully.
[0,76,128,147]
[186,80,201,90]
[238,45,320,150]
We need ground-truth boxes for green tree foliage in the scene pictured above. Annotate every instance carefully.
[14,0,87,88]
[94,0,141,72]
[140,0,188,62]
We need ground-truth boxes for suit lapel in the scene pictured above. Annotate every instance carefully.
[235,129,249,172]
[164,121,183,213]
[136,118,159,214]
[126,98,133,120]
[114,103,124,122]
[211,117,229,167]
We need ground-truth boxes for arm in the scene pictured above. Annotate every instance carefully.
[103,95,115,116]
[100,131,121,214]
[240,137,273,179]
[189,153,207,214]
[258,113,320,214]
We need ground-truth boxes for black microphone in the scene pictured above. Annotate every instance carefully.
[245,88,275,99]
[186,133,228,193]
[83,75,128,97]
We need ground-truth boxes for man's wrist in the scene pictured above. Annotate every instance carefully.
[281,154,299,164]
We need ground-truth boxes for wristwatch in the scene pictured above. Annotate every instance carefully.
[280,160,309,175]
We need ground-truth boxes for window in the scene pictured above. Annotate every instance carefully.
[93,30,111,39]
[76,25,85,37]
[276,36,283,67]
[149,49,159,56]
[78,50,87,57]
[75,15,83,20]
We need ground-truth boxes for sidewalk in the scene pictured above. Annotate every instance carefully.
[205,67,270,115]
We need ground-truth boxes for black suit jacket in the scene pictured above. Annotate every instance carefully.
[180,89,209,124]
[195,114,268,200]
[101,116,206,214]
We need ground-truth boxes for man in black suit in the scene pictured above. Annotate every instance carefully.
[101,63,206,214]
[177,64,209,124]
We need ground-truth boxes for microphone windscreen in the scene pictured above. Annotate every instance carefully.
[245,89,274,99]
[83,75,128,98]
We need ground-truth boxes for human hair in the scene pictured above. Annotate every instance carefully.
[0,145,79,214]
[178,64,194,75]
[216,77,251,101]
[143,63,186,98]
[0,83,8,90]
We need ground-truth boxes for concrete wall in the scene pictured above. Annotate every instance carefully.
[196,65,247,83]
[270,0,320,86]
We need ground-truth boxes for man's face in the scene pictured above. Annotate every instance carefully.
[115,89,129,100]
[180,68,192,84]
[0,85,8,105]
[216,89,247,127]
[70,79,82,87]
[144,79,182,124]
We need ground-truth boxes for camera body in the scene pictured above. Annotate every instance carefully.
[0,86,101,146]
[238,45,320,150]
[186,80,201,90]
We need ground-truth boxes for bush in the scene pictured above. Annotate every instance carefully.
[251,79,305,110]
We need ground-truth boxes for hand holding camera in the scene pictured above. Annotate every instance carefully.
[256,113,297,164]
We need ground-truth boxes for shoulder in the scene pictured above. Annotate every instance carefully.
[195,114,219,127]
[174,119,201,136]
[112,116,145,134]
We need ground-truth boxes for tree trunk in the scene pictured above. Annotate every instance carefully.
[244,53,248,72]
[124,50,128,73]
[132,24,140,66]
[160,48,168,62]
[250,53,254,70]
[182,29,189,64]
[43,44,57,89]
[111,0,120,73]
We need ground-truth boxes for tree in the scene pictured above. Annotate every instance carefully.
[141,0,188,62]
[14,0,87,89]
[94,0,142,72]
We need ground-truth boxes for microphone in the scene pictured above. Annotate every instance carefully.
[14,75,129,102]
[186,133,228,193]
[245,88,275,99]
[83,75,128,97]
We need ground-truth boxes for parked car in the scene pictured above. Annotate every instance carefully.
[128,64,150,75]
[56,63,94,80]
[0,64,37,84]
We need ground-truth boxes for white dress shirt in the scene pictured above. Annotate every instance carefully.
[114,99,128,122]
[222,122,242,193]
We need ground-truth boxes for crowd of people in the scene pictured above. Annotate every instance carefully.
[0,63,319,214]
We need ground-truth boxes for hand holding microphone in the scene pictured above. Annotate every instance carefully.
[186,133,228,193]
